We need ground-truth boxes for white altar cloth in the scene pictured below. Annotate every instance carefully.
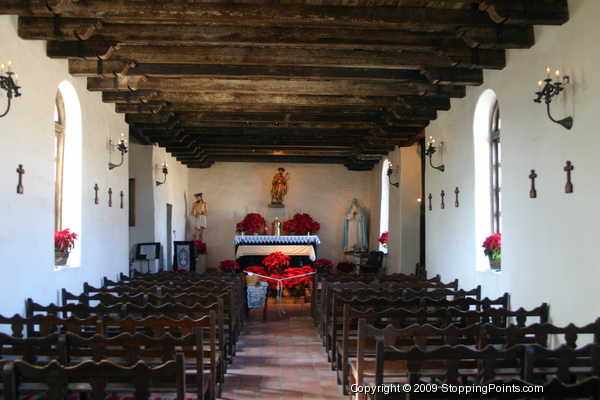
[235,245,316,261]
[233,235,321,245]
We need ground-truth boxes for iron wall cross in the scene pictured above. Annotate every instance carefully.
[120,191,124,208]
[563,161,573,193]
[16,164,25,194]
[108,188,113,207]
[94,184,99,204]
[440,190,445,209]
[428,193,432,211]
[454,187,459,207]
[529,169,537,198]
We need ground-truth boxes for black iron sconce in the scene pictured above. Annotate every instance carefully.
[108,133,128,170]
[156,162,169,186]
[534,67,573,130]
[387,161,399,187]
[425,136,445,172]
[0,60,21,118]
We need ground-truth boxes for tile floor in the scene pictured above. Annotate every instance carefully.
[220,303,347,400]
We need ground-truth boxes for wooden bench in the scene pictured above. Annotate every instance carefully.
[3,356,186,400]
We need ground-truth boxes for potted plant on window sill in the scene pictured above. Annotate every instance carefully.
[482,232,501,270]
[54,228,78,266]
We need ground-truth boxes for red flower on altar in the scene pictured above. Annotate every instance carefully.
[218,259,242,273]
[336,261,356,273]
[283,213,320,235]
[245,266,268,282]
[236,213,265,233]
[262,251,291,273]
[313,258,333,274]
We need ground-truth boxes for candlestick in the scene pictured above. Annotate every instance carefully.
[546,66,550,79]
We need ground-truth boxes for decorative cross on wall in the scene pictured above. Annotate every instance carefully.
[120,191,124,209]
[563,161,574,193]
[16,164,25,194]
[108,188,113,207]
[454,187,459,207]
[428,193,432,211]
[94,184,99,204]
[529,169,537,198]
[440,190,445,209]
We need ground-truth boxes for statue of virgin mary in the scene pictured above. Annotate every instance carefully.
[342,198,368,252]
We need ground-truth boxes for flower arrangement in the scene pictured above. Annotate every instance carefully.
[218,259,242,273]
[282,266,316,290]
[262,251,291,273]
[482,232,501,260]
[54,229,78,253]
[378,231,389,249]
[282,213,320,235]
[193,240,207,254]
[236,213,265,233]
[313,258,333,274]
[336,260,356,273]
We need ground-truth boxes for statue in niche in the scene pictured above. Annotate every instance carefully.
[270,167,289,205]
[191,192,209,241]
[342,198,368,253]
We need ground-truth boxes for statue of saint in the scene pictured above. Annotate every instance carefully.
[342,198,368,252]
[190,193,209,241]
[270,167,289,204]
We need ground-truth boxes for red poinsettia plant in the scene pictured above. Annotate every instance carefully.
[282,266,316,289]
[336,260,356,273]
[262,251,291,273]
[313,258,333,274]
[236,213,265,233]
[218,259,242,273]
[378,231,389,249]
[193,240,207,253]
[482,232,501,260]
[54,229,78,253]
[282,213,320,235]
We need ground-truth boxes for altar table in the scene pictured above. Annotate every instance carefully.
[234,235,321,265]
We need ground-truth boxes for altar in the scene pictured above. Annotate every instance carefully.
[234,235,320,268]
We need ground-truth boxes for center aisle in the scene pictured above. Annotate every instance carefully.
[220,303,347,400]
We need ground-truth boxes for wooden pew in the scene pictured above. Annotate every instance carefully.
[3,356,186,400]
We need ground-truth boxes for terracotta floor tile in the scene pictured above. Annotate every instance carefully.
[218,304,347,399]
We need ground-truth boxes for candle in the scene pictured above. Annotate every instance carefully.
[555,70,560,82]
[0,62,4,75]
[14,73,18,86]
[546,66,550,79]
[7,60,11,73]
[537,80,543,92]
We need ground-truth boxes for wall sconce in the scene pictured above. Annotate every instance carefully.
[156,162,168,186]
[108,133,128,170]
[0,60,21,118]
[534,67,573,130]
[425,136,445,172]
[386,161,399,187]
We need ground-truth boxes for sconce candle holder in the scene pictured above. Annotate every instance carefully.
[108,133,128,170]
[425,136,445,172]
[0,60,21,118]
[156,163,169,186]
[534,67,573,130]
[386,161,399,187]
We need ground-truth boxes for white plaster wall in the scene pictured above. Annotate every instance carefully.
[424,0,600,325]
[0,15,129,318]
[187,163,373,267]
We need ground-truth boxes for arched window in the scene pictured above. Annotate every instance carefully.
[473,90,501,270]
[379,159,390,253]
[54,82,82,267]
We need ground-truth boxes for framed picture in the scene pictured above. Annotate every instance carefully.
[129,178,136,226]
[173,241,196,272]
[135,242,160,260]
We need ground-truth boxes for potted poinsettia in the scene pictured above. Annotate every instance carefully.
[378,231,389,249]
[54,228,78,266]
[482,232,501,270]
[262,251,291,274]
[218,259,242,273]
[236,213,265,235]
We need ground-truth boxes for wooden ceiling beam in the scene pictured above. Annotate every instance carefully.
[0,1,569,27]
[48,42,507,70]
[87,76,466,98]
